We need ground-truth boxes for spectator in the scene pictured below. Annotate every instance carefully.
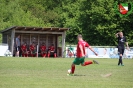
[29,42,36,57]
[21,42,28,57]
[48,44,56,58]
[40,42,47,57]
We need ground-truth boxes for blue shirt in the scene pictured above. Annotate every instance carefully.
[16,37,20,46]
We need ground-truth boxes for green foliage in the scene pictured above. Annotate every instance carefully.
[59,0,83,44]
[0,0,45,31]
[0,0,133,46]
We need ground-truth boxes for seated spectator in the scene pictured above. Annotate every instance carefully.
[29,42,36,57]
[48,44,57,58]
[21,42,28,57]
[40,42,47,57]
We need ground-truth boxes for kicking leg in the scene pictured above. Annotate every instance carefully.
[47,51,50,58]
[81,60,99,66]
[82,61,93,66]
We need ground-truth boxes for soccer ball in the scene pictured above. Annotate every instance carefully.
[68,69,71,74]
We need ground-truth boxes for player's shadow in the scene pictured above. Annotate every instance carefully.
[73,74,86,76]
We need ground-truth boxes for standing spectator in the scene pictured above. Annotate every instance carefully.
[48,44,56,58]
[40,42,47,57]
[15,35,20,57]
[116,31,129,66]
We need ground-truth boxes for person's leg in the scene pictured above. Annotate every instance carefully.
[30,52,33,57]
[25,52,28,57]
[121,49,125,66]
[81,60,99,66]
[118,46,122,65]
[26,51,29,57]
[33,50,37,57]
[22,52,24,57]
[43,53,46,57]
[69,58,80,75]
[119,55,122,65]
[118,57,121,65]
[82,61,93,66]
[15,47,19,57]
[71,63,75,74]
[41,51,46,57]
[47,51,50,57]
[54,52,57,58]
[24,50,27,57]
[41,52,43,57]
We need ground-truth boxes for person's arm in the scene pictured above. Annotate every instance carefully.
[29,46,32,52]
[79,44,85,57]
[126,42,129,46]
[115,32,119,38]
[125,37,129,50]
[126,42,130,50]
[88,46,98,56]
[21,46,24,52]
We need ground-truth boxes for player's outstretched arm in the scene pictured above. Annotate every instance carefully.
[88,46,98,56]
[126,42,130,50]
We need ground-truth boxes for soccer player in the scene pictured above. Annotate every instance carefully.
[40,42,47,57]
[116,32,129,66]
[21,42,28,57]
[48,44,57,58]
[68,34,99,76]
[29,42,36,57]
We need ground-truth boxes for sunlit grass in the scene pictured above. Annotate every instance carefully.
[0,57,133,88]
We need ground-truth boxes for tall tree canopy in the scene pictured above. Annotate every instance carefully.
[0,0,133,46]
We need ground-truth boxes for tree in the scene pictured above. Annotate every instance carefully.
[0,0,133,46]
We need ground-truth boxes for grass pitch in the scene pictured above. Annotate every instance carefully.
[0,57,133,88]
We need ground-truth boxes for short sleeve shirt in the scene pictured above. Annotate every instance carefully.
[16,37,20,47]
[40,45,46,51]
[49,46,55,51]
[118,36,127,47]
[82,41,90,47]
[76,40,86,58]
[30,45,35,51]
[21,45,27,50]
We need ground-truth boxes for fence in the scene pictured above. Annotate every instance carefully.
[65,45,133,59]
[0,43,9,56]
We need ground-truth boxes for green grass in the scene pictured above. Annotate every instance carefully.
[0,57,133,88]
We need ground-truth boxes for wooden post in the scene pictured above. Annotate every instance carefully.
[30,34,31,44]
[62,31,66,57]
[46,34,48,49]
[37,35,40,57]
[11,29,15,55]
[57,35,59,57]
[36,44,38,57]
[21,34,23,44]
